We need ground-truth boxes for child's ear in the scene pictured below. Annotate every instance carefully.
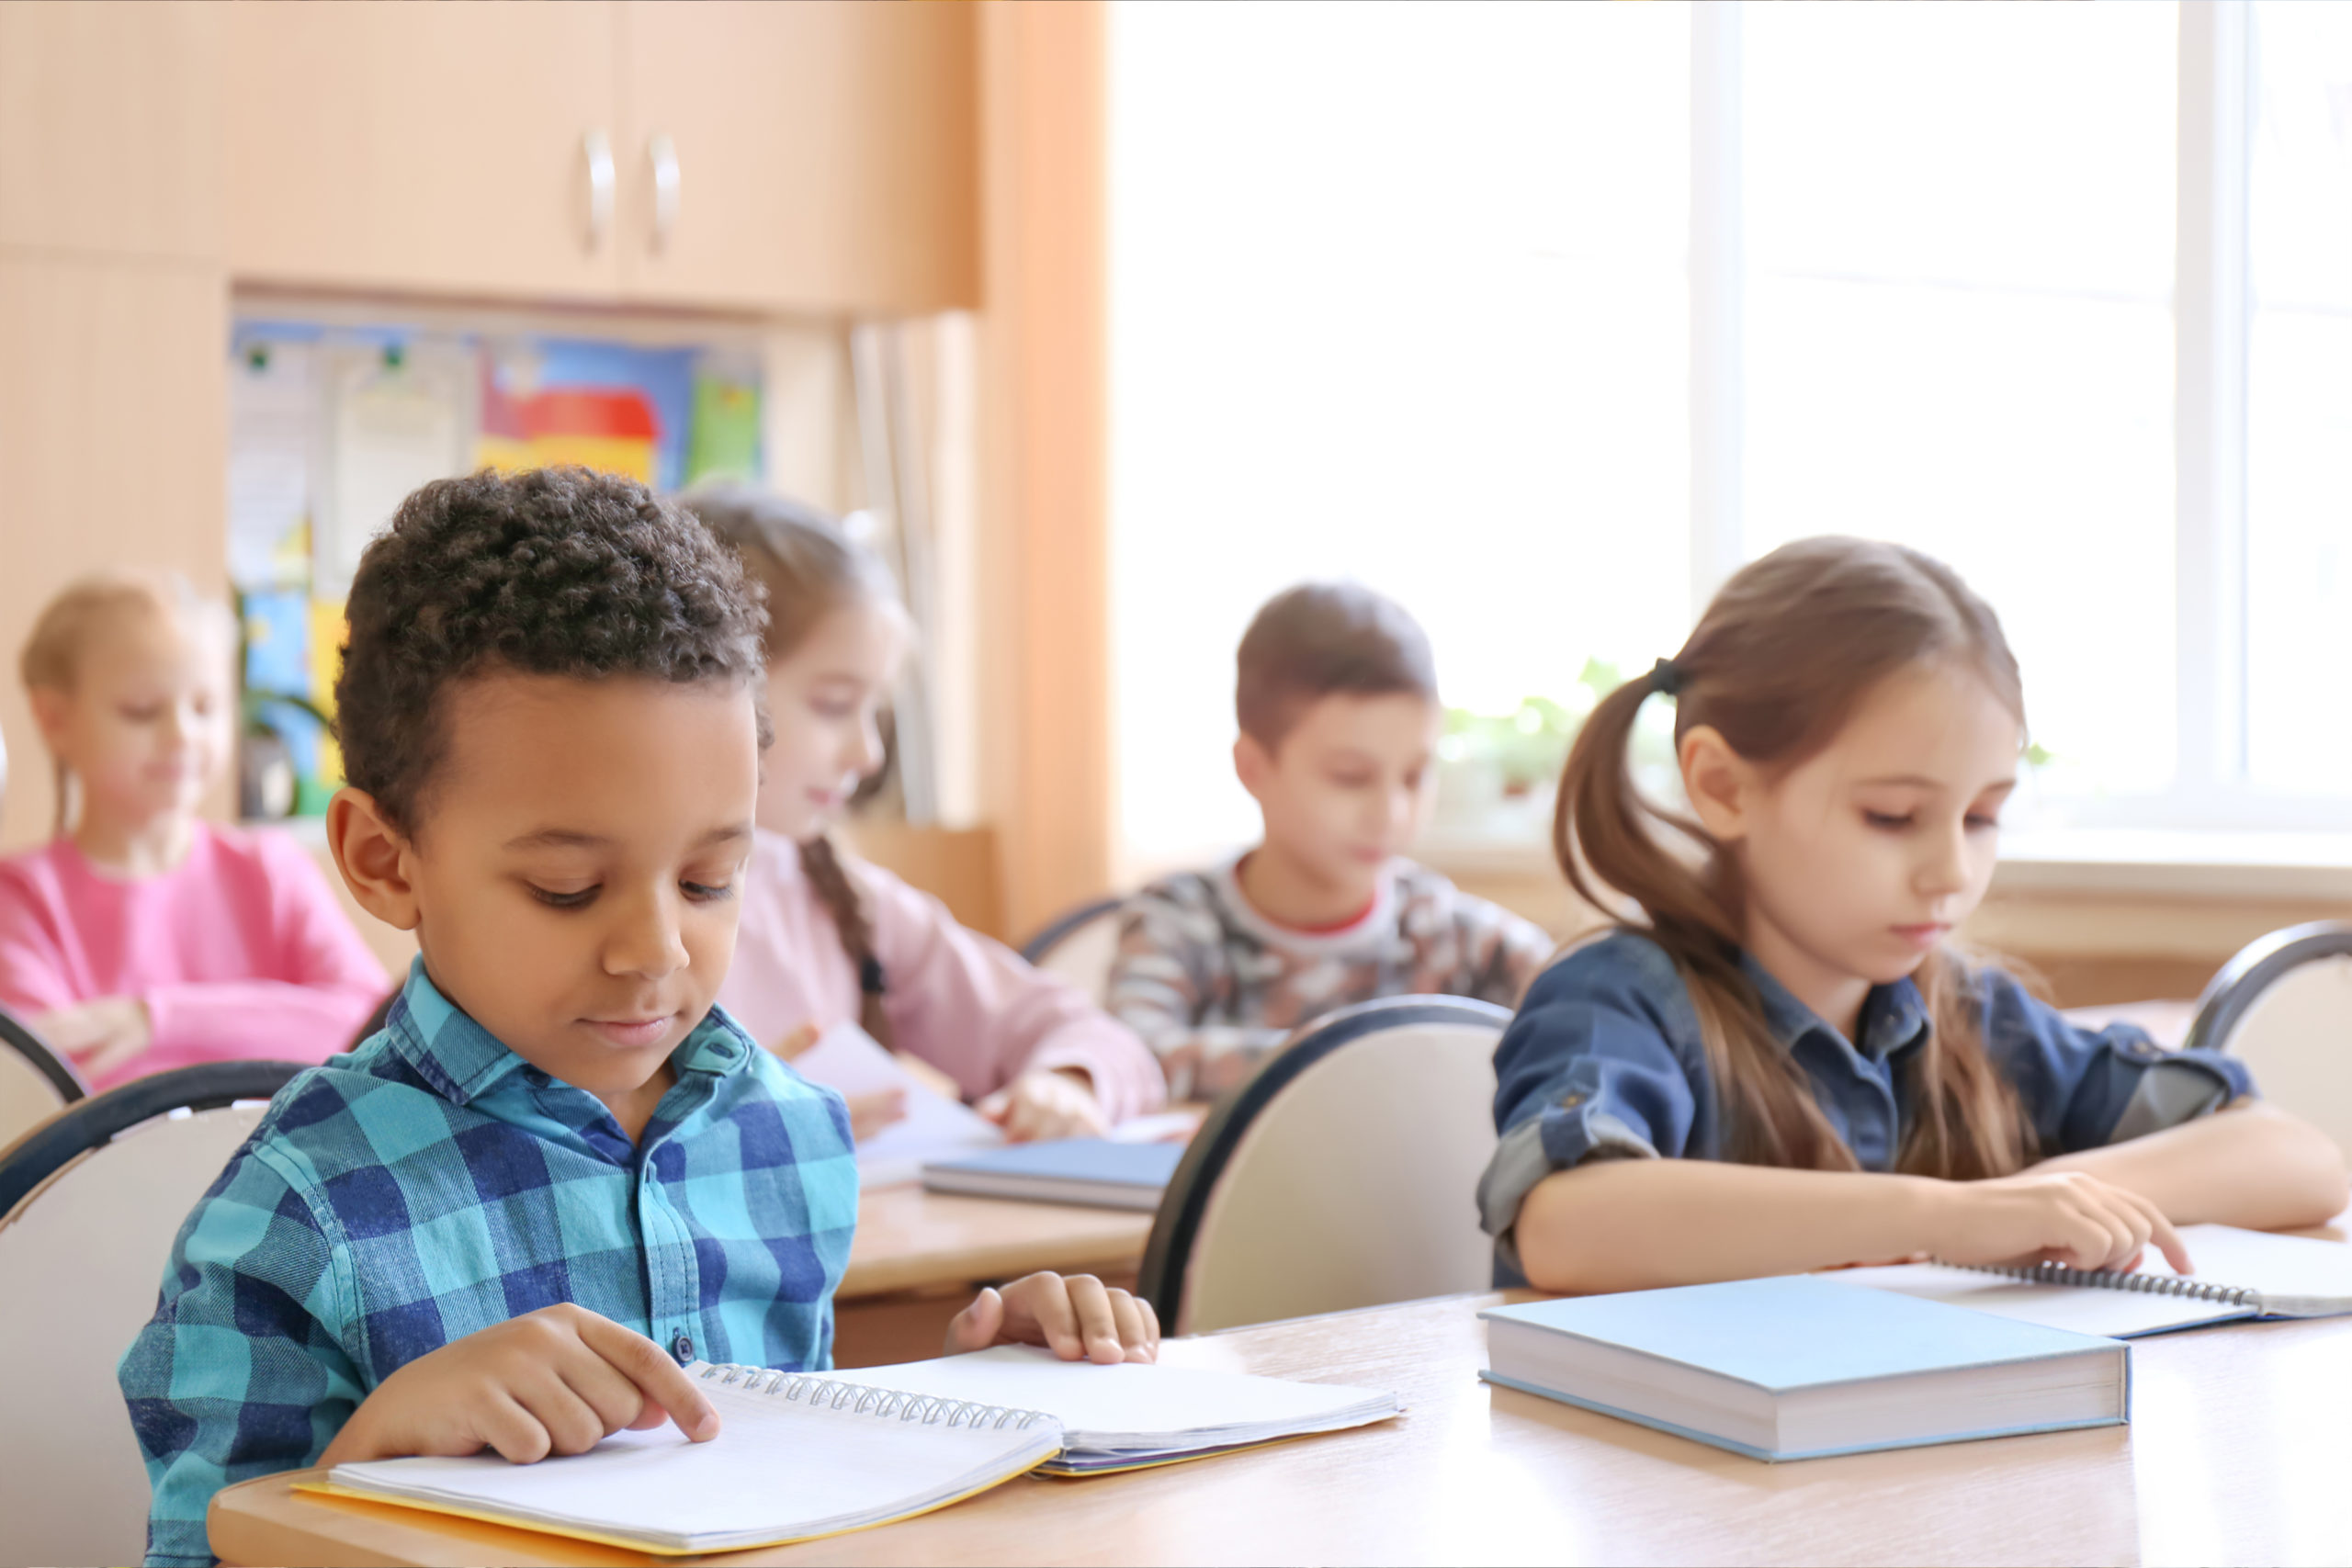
[1233,733,1274,803]
[27,685,71,750]
[1679,725,1753,844]
[326,786,423,932]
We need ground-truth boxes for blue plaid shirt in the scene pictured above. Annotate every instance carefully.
[116,960,857,1567]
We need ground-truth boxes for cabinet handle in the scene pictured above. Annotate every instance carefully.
[648,132,681,254]
[582,130,616,253]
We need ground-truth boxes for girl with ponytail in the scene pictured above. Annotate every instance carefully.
[681,485,1164,1142]
[1480,536,2346,1294]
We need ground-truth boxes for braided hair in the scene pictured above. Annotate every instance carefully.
[678,483,906,1049]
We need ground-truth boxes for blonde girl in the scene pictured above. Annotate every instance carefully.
[0,570,385,1088]
[1480,537,2347,1293]
[682,486,1165,1140]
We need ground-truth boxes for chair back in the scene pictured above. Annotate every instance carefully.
[1139,996,1509,1335]
[0,1061,303,1568]
[0,1005,85,1153]
[1018,896,1126,1005]
[2184,921,2352,1156]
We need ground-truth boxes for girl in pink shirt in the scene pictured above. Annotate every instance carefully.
[0,571,388,1090]
[684,487,1165,1139]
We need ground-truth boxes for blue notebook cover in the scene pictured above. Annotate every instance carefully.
[1481,1275,2130,1461]
[923,1139,1185,1188]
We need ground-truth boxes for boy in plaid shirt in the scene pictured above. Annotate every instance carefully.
[118,470,1158,1567]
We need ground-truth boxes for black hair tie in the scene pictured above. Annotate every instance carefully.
[858,953,888,998]
[1648,657,1686,696]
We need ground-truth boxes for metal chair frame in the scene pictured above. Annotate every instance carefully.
[0,1060,302,1219]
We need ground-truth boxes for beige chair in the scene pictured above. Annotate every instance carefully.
[0,1061,302,1568]
[0,1005,85,1153]
[2183,921,2352,1157]
[1138,995,1510,1335]
[1019,896,1126,1006]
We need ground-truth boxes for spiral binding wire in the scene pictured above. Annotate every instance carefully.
[1948,1258,2256,1306]
[693,1361,1056,1432]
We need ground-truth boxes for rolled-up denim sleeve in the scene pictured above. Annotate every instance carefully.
[1980,970,2256,1156]
[1476,947,1701,1262]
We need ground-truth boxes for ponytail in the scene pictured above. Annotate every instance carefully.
[797,834,895,1051]
[1552,537,2033,1179]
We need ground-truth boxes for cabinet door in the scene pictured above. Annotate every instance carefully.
[0,0,226,261]
[226,3,621,299]
[0,254,231,849]
[618,0,978,314]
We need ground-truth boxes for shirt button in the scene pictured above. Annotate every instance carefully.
[1560,1093,1584,1108]
[672,1332,695,1363]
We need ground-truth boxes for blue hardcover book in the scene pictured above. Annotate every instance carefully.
[1481,1275,2130,1461]
[921,1139,1185,1211]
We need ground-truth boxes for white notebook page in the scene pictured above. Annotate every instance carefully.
[840,1345,1394,1446]
[1824,1224,2352,1337]
[330,1371,1052,1548]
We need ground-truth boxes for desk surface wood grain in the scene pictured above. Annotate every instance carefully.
[838,1183,1153,1299]
[211,1268,2352,1567]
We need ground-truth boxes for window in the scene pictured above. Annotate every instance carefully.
[1108,1,2352,869]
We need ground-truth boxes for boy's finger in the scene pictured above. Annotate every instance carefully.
[1062,1274,1125,1364]
[481,1392,555,1465]
[1015,1273,1084,1359]
[1108,1291,1154,1363]
[515,1373,609,1457]
[1136,1293,1161,1352]
[560,1351,652,1436]
[578,1316,719,1440]
[945,1286,1004,1354]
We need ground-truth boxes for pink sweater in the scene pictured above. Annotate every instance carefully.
[718,829,1166,1123]
[0,822,390,1092]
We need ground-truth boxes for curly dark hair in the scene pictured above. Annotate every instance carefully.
[334,466,770,831]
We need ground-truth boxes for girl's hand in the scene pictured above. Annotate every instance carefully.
[978,1068,1108,1143]
[769,1021,907,1142]
[318,1303,720,1467]
[37,996,152,1078]
[1925,1169,2193,1275]
[944,1271,1159,1364]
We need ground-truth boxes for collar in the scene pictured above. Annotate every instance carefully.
[384,957,758,1107]
[1736,951,1930,1062]
[1216,849,1396,952]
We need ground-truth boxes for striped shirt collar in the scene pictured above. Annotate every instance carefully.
[381,957,758,1108]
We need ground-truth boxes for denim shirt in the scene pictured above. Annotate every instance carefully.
[116,959,858,1567]
[1477,930,2253,1276]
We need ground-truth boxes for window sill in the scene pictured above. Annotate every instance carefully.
[1418,826,2352,904]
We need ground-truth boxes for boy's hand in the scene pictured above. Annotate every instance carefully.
[318,1303,720,1466]
[978,1068,1108,1143]
[945,1271,1159,1364]
[770,1021,908,1142]
[37,996,151,1078]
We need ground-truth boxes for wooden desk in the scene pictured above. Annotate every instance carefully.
[840,1184,1152,1299]
[210,1281,2352,1567]
[831,1184,1154,1367]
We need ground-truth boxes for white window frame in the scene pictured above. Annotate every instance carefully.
[1687,0,2343,841]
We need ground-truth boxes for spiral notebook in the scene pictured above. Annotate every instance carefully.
[1826,1223,2352,1338]
[314,1350,1399,1551]
[314,1363,1063,1555]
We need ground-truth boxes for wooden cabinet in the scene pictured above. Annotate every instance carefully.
[225,3,624,299]
[616,0,978,313]
[0,256,231,848]
[223,0,978,315]
[0,0,225,261]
